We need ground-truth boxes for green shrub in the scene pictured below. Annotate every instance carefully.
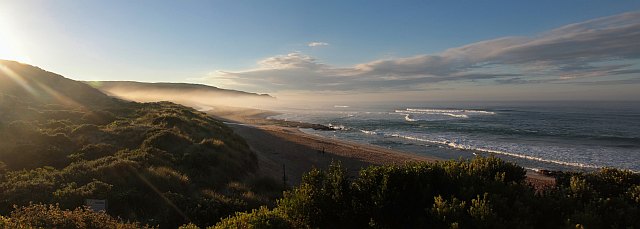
[0,204,152,229]
[214,207,293,229]
[216,158,640,229]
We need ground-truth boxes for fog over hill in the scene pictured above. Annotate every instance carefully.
[88,81,275,110]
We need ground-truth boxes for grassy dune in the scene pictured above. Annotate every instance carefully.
[0,60,281,228]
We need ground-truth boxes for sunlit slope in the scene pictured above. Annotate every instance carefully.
[0,60,277,227]
[89,81,274,109]
[0,60,113,107]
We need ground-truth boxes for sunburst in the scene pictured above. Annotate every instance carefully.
[0,12,32,64]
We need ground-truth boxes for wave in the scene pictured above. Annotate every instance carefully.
[404,114,418,122]
[360,129,386,136]
[360,129,377,135]
[394,108,496,120]
[387,133,602,170]
[407,108,464,113]
[423,123,640,145]
[328,123,348,130]
[462,110,496,115]
[403,108,496,115]
[396,110,469,118]
[334,105,350,108]
[407,108,496,115]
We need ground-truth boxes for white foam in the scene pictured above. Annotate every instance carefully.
[443,113,468,118]
[402,108,495,116]
[396,110,469,119]
[463,110,496,115]
[360,129,378,135]
[407,108,464,113]
[388,133,602,170]
[329,124,347,130]
[334,105,350,108]
[404,114,418,122]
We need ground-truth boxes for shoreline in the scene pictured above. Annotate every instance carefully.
[207,107,555,188]
[207,109,555,188]
[227,124,436,185]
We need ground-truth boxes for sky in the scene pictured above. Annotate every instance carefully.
[1,0,639,102]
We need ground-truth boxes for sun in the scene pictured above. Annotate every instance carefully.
[0,42,32,64]
[0,13,32,64]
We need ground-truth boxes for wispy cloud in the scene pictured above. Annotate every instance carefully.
[307,42,329,47]
[206,12,640,92]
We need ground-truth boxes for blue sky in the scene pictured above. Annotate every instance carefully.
[1,1,639,101]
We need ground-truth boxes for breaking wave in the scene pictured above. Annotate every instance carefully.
[404,114,418,122]
[406,108,496,115]
[387,133,602,170]
[394,108,496,120]
[360,129,376,135]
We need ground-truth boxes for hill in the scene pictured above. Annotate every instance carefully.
[0,60,114,107]
[0,60,281,228]
[88,81,274,110]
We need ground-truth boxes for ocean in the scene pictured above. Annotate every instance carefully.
[268,101,640,172]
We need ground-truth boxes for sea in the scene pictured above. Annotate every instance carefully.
[267,101,640,172]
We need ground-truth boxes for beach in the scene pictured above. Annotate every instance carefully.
[207,107,555,188]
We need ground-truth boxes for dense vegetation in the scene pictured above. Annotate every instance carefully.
[207,157,640,229]
[0,204,152,228]
[0,60,281,228]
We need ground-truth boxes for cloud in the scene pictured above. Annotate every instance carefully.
[563,78,640,85]
[307,42,329,47]
[207,12,640,92]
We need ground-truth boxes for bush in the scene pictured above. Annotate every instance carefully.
[213,207,293,229]
[0,204,152,229]
[215,157,640,229]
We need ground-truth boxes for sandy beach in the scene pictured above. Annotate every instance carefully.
[229,124,437,184]
[207,107,555,188]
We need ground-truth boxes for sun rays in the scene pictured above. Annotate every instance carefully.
[0,64,38,96]
[0,62,85,109]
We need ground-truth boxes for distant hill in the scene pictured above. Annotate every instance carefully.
[0,60,114,107]
[88,81,274,110]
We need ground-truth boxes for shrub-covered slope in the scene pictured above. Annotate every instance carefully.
[0,60,280,228]
[211,157,640,229]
